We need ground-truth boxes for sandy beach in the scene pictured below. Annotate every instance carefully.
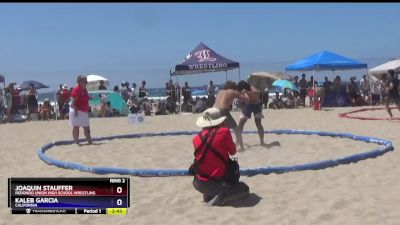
[1,106,399,225]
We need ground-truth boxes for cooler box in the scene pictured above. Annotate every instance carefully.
[313,99,321,110]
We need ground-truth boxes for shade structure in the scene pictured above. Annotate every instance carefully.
[272,79,299,92]
[285,50,367,71]
[19,80,49,91]
[170,42,240,76]
[369,59,400,80]
[89,90,129,115]
[247,71,281,90]
[86,74,109,91]
[285,50,370,106]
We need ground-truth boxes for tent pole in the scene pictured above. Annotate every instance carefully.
[225,70,228,81]
[367,67,372,106]
[313,69,316,109]
[175,76,182,115]
[238,67,241,81]
[54,90,58,120]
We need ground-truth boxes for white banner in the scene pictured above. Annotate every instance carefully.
[128,112,145,124]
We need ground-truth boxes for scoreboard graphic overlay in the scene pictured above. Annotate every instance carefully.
[8,178,130,215]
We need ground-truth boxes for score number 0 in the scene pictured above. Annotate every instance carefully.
[116,186,123,206]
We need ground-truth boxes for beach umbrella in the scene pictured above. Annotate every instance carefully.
[247,72,281,90]
[19,80,49,91]
[86,74,109,91]
[369,58,400,80]
[272,79,300,92]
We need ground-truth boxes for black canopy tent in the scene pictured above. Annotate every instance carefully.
[170,42,241,113]
[170,42,240,80]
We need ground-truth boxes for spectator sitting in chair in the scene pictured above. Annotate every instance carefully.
[269,91,285,109]
[127,94,141,114]
[194,96,207,113]
[105,101,113,117]
[40,99,54,121]
[165,96,177,114]
[283,89,297,109]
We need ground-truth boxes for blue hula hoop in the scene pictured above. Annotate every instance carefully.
[37,130,394,177]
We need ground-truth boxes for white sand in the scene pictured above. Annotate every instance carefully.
[1,106,400,225]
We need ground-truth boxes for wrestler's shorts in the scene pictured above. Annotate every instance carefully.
[241,103,264,119]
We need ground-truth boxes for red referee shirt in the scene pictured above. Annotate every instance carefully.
[192,126,236,182]
[71,85,89,112]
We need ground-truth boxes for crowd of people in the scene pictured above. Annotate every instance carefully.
[1,69,399,123]
[281,72,400,110]
[108,79,220,116]
[1,71,399,207]
[0,82,57,122]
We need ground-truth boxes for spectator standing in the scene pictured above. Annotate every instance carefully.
[98,80,107,90]
[131,82,137,96]
[26,83,38,121]
[139,80,147,98]
[347,76,360,106]
[299,74,307,107]
[59,84,71,119]
[360,75,370,104]
[182,81,192,112]
[207,80,217,107]
[384,70,400,119]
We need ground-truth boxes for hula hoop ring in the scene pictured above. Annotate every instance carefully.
[339,107,400,120]
[37,130,394,177]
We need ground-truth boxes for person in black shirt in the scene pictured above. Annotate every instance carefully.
[298,74,307,107]
[98,80,107,90]
[165,82,172,98]
[181,81,191,112]
[182,81,191,104]
[138,80,147,98]
[292,76,299,99]
[322,76,333,106]
[323,76,332,93]
[307,76,317,89]
[384,69,400,119]
[347,76,360,106]
[175,81,181,104]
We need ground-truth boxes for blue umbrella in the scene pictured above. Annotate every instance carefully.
[272,79,299,92]
[19,80,49,91]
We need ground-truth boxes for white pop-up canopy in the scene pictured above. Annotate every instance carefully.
[369,59,400,80]
[86,74,109,91]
